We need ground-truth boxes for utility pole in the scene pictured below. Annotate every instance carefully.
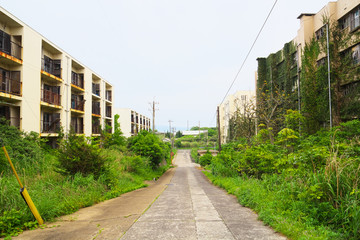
[149,99,159,132]
[198,121,201,139]
[172,127,175,149]
[217,106,222,152]
[168,120,173,148]
[168,120,173,137]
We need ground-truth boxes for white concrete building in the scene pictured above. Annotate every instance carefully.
[218,90,255,144]
[0,7,113,146]
[114,108,151,138]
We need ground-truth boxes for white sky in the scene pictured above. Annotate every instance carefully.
[0,0,331,131]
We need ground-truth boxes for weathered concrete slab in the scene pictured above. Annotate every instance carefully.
[122,150,287,240]
[11,150,287,240]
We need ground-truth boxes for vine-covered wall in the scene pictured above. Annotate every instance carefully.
[256,20,360,135]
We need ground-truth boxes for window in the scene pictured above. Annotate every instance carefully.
[340,17,349,30]
[315,26,325,40]
[352,44,360,64]
[0,30,11,55]
[346,6,360,31]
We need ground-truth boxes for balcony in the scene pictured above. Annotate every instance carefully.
[0,76,21,96]
[106,106,111,118]
[71,118,84,134]
[105,90,112,102]
[0,116,20,129]
[0,31,22,65]
[71,94,84,112]
[92,123,101,134]
[92,83,100,96]
[71,72,84,90]
[41,88,61,106]
[41,120,60,133]
[92,101,100,116]
[41,56,62,79]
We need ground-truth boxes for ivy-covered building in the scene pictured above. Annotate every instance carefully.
[256,0,360,134]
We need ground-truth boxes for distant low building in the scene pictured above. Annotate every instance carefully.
[218,90,255,144]
[114,108,151,138]
[182,130,208,136]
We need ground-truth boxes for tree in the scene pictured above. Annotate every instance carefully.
[165,131,171,138]
[175,130,183,138]
[101,114,126,149]
[256,83,290,144]
[57,132,106,178]
[301,17,360,133]
[228,97,256,143]
[127,130,170,167]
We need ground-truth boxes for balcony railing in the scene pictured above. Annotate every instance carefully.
[41,58,61,78]
[0,77,21,96]
[41,89,61,106]
[92,83,100,96]
[105,90,112,101]
[0,40,22,60]
[71,99,84,111]
[41,120,60,133]
[92,124,101,134]
[71,72,84,89]
[71,120,84,134]
[92,102,100,115]
[0,116,20,128]
[106,106,111,118]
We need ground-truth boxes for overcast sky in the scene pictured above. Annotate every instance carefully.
[0,0,331,131]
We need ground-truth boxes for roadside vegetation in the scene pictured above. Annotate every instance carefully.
[0,116,171,238]
[165,127,217,149]
[200,111,360,239]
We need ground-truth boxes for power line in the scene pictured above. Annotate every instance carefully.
[219,0,279,106]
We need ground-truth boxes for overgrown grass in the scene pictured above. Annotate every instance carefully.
[0,131,170,238]
[204,120,360,239]
[205,172,342,240]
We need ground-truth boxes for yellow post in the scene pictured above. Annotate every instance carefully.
[2,146,44,225]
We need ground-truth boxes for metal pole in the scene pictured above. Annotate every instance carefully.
[326,23,332,129]
[152,101,155,132]
[217,106,222,152]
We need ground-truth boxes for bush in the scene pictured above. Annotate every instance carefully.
[199,152,212,166]
[101,114,126,149]
[121,156,145,173]
[175,140,182,148]
[128,131,170,168]
[0,118,44,175]
[56,132,107,178]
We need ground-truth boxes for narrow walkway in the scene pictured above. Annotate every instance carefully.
[12,150,286,240]
[121,150,286,240]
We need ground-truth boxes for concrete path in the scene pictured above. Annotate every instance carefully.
[121,150,286,240]
[11,150,287,240]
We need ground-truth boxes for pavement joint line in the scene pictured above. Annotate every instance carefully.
[119,166,177,239]
[191,167,237,239]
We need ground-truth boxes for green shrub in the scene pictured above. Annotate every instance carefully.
[199,152,212,166]
[127,131,170,168]
[56,132,106,178]
[121,156,145,173]
[0,118,44,175]
[101,114,126,149]
[175,140,182,148]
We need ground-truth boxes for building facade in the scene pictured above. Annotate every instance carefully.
[114,108,151,138]
[218,90,255,144]
[0,7,113,145]
[256,0,360,132]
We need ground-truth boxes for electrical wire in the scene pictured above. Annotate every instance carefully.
[211,0,278,127]
[219,0,279,106]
